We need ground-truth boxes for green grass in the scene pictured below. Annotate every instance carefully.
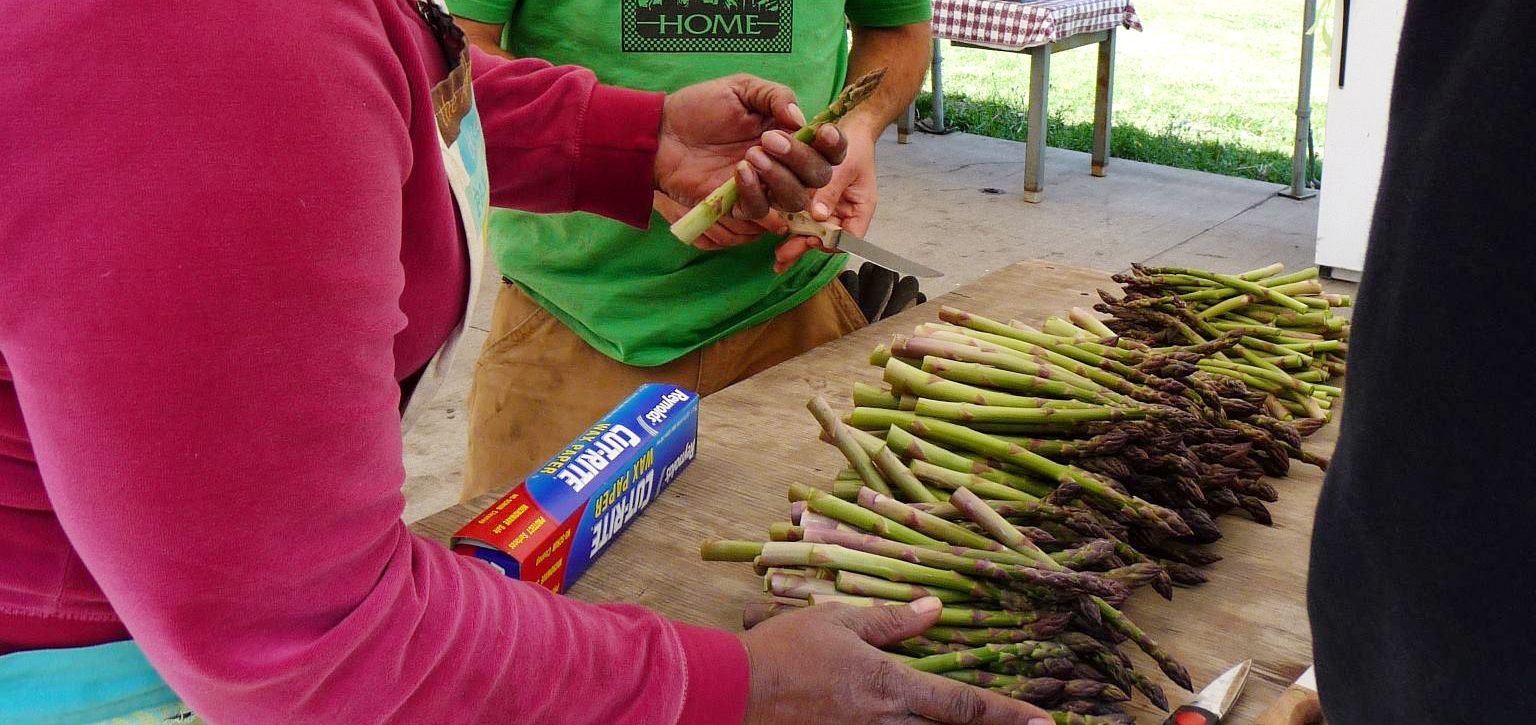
[916,0,1330,185]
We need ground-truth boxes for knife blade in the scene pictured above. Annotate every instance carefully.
[783,212,942,278]
[1163,659,1251,725]
[1254,665,1323,725]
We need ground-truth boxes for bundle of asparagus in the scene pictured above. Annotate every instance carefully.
[702,480,1179,725]
[1100,263,1347,423]
[702,264,1348,724]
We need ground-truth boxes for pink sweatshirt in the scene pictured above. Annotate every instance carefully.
[0,2,749,724]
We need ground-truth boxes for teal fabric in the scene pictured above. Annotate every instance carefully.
[0,640,177,725]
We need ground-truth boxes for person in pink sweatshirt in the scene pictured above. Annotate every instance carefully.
[0,2,1052,724]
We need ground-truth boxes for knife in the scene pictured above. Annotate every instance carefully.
[1254,665,1323,725]
[784,212,943,278]
[1163,659,1251,725]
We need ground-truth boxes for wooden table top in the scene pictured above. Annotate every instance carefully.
[411,259,1332,724]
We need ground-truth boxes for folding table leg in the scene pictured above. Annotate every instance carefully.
[929,37,947,133]
[1024,45,1050,203]
[1092,29,1116,177]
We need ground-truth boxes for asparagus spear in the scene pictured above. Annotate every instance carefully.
[852,381,901,409]
[909,459,1039,502]
[949,488,1192,690]
[913,399,1149,424]
[848,409,1191,538]
[999,678,1130,704]
[1069,307,1117,338]
[922,621,1077,646]
[799,526,1127,600]
[761,542,995,598]
[856,486,1010,552]
[885,358,1097,409]
[834,570,974,604]
[1049,711,1133,725]
[669,68,887,243]
[789,482,939,546]
[869,443,942,503]
[766,572,839,599]
[904,642,1073,674]
[885,426,1055,498]
[1138,265,1312,313]
[809,396,893,496]
[814,594,1048,629]
[920,356,1114,404]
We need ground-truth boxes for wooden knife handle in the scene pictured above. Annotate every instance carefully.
[1253,685,1324,725]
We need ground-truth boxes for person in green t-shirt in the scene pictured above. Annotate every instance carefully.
[449,0,933,499]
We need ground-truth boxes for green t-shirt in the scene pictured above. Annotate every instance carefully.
[448,0,932,366]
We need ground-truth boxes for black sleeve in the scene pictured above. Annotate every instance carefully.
[1307,0,1536,722]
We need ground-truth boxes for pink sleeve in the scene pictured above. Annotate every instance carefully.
[0,3,744,724]
[470,46,663,228]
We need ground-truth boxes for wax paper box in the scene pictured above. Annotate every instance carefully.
[452,384,699,593]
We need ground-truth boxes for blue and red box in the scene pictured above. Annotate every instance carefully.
[451,384,699,593]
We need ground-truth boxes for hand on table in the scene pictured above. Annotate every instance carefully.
[655,74,847,227]
[772,127,880,274]
[740,597,1054,725]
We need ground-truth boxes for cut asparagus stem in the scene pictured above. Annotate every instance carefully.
[1042,316,1094,338]
[768,522,804,541]
[799,526,1126,599]
[931,310,1166,404]
[870,442,942,503]
[1069,307,1117,338]
[669,68,887,243]
[913,398,1149,424]
[1140,265,1311,312]
[1049,711,1130,725]
[852,381,901,409]
[848,409,1191,538]
[922,620,1075,646]
[948,487,1192,690]
[701,539,765,562]
[920,356,1113,404]
[902,641,1073,673]
[766,572,839,599]
[856,486,1003,552]
[808,396,893,496]
[894,335,1111,400]
[886,357,1096,409]
[811,594,1047,629]
[763,542,991,596]
[788,482,940,546]
[1237,262,1285,280]
[884,425,1055,498]
[908,458,1038,502]
[834,570,974,603]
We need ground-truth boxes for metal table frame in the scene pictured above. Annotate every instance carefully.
[898,30,1118,204]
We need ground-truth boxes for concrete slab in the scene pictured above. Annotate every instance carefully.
[1138,195,1320,276]
[400,129,1341,523]
[867,128,1295,295]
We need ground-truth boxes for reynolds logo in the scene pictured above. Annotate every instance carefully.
[623,0,793,54]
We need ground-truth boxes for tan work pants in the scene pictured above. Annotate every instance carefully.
[461,281,866,500]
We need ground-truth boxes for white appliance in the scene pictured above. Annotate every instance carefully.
[1313,0,1408,281]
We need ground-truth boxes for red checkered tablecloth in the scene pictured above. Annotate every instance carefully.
[933,0,1142,52]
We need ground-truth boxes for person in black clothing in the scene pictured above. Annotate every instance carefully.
[1307,0,1536,721]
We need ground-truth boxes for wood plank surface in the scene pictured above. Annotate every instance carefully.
[411,260,1331,723]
